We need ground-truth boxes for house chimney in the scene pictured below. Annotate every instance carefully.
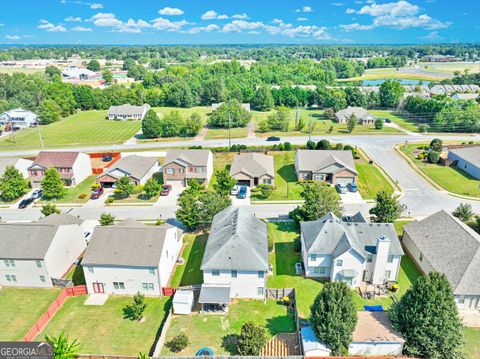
[371,236,390,285]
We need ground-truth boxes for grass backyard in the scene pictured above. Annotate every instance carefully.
[355,157,394,200]
[38,175,96,204]
[401,144,480,197]
[465,328,480,359]
[0,110,141,151]
[161,299,295,356]
[0,287,61,341]
[38,295,171,356]
[264,151,304,201]
[370,110,421,133]
[169,233,207,288]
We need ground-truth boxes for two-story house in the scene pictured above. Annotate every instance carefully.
[0,108,38,129]
[199,206,268,312]
[82,219,183,296]
[0,214,86,288]
[163,149,214,187]
[301,212,403,288]
[28,151,92,188]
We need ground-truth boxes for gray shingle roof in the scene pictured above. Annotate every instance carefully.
[335,106,375,122]
[198,285,231,304]
[230,153,275,179]
[403,210,480,296]
[98,155,158,181]
[301,212,403,259]
[296,150,357,175]
[163,149,211,167]
[37,213,83,226]
[82,220,176,267]
[201,206,269,271]
[108,104,150,117]
[449,146,480,168]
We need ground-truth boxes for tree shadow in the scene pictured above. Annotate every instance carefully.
[275,242,301,276]
[277,164,298,183]
[221,334,239,355]
[148,296,173,356]
[70,265,86,286]
[179,233,208,287]
[266,313,296,336]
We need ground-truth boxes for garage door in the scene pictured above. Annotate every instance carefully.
[236,180,251,187]
[167,179,185,187]
[336,177,354,185]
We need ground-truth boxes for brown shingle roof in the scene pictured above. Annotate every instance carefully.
[352,311,404,343]
[31,151,81,169]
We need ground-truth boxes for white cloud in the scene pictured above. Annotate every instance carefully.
[158,7,184,16]
[201,10,246,20]
[419,31,443,41]
[201,10,221,20]
[331,2,345,6]
[297,17,309,21]
[65,16,82,22]
[222,20,265,33]
[38,19,67,32]
[72,26,92,31]
[232,13,248,20]
[295,6,313,13]
[151,17,190,31]
[345,8,355,14]
[340,22,374,31]
[90,3,103,9]
[91,13,123,27]
[357,0,419,17]
[217,14,229,20]
[5,35,20,40]
[372,14,450,30]
[187,24,220,34]
[272,19,283,24]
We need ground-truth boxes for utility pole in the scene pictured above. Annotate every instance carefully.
[309,113,312,142]
[295,106,299,130]
[37,122,44,150]
[228,112,231,149]
[8,121,16,144]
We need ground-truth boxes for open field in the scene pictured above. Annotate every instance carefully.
[370,110,422,133]
[0,67,45,74]
[0,287,61,341]
[338,67,449,82]
[355,157,394,200]
[465,328,480,359]
[401,144,480,197]
[0,110,141,151]
[38,295,171,356]
[204,127,249,140]
[417,62,480,75]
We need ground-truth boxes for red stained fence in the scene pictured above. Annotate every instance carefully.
[162,287,176,296]
[23,285,88,342]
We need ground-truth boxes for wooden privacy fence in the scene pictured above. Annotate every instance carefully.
[89,152,121,174]
[23,285,88,342]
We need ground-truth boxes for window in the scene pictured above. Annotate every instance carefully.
[195,167,205,173]
[166,168,174,174]
[231,270,237,278]
[385,270,391,279]
[113,282,125,290]
[458,296,465,304]
[319,266,326,274]
[40,275,46,283]
[313,174,325,181]
[263,178,271,185]
[5,275,17,282]
[313,267,326,275]
[258,271,265,278]
[336,259,343,266]
[212,270,220,276]
[149,268,155,275]
[88,267,94,274]
[36,260,42,268]
[257,287,264,295]
[310,254,317,261]
[387,255,394,263]
[366,254,373,263]
[4,259,15,268]
[142,283,154,291]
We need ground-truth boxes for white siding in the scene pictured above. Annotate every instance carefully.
[205,151,214,185]
[138,162,160,185]
[349,342,404,356]
[331,249,365,287]
[72,153,92,186]
[203,269,266,299]
[158,227,183,287]
[0,259,51,287]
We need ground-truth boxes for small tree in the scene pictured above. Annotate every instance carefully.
[45,332,79,359]
[0,166,29,202]
[369,190,403,223]
[427,150,440,164]
[41,204,60,217]
[430,138,443,152]
[143,178,161,198]
[102,69,113,84]
[306,140,316,150]
[310,282,357,356]
[290,183,343,222]
[316,139,331,150]
[213,169,237,196]
[323,108,334,120]
[374,118,384,129]
[86,59,101,72]
[390,272,464,359]
[237,322,267,355]
[115,176,134,199]
[41,167,66,199]
[452,203,474,222]
[166,333,190,353]
[123,292,147,321]
[99,213,115,226]
[346,114,357,133]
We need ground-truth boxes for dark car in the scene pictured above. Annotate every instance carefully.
[18,197,34,209]
[266,136,281,142]
[160,185,171,196]
[384,118,392,123]
[102,155,113,162]
[31,189,43,199]
[237,186,248,199]
[90,187,104,199]
[335,183,348,194]
[347,182,358,192]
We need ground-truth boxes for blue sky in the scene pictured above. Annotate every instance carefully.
[1,0,478,44]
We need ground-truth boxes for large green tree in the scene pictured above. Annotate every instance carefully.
[252,86,274,111]
[379,80,405,108]
[369,190,403,223]
[310,282,357,356]
[289,183,343,222]
[102,69,113,84]
[114,176,135,198]
[141,109,162,138]
[213,169,237,196]
[208,100,251,128]
[237,322,267,355]
[143,178,161,198]
[346,114,357,133]
[390,272,464,359]
[0,166,29,202]
[86,59,101,72]
[38,99,61,124]
[41,167,66,199]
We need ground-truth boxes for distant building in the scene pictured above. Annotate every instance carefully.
[424,55,457,62]
[107,104,151,120]
[447,146,480,180]
[335,106,376,125]
[451,93,479,101]
[62,66,97,80]
[0,108,38,129]
[430,84,480,95]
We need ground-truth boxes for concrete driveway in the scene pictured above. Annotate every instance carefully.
[231,187,251,206]
[459,310,480,328]
[339,191,366,205]
[154,185,184,207]
[84,188,114,208]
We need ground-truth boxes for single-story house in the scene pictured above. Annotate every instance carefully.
[62,66,97,80]
[199,206,268,312]
[82,219,183,296]
[451,93,479,101]
[301,212,403,288]
[0,157,33,178]
[0,108,38,129]
[0,214,86,288]
[303,312,404,357]
[163,149,214,187]
[229,153,275,187]
[402,210,480,310]
[28,151,92,188]
[211,103,251,112]
[294,149,358,185]
[447,146,480,180]
[335,106,376,125]
[107,104,151,120]
[96,155,159,187]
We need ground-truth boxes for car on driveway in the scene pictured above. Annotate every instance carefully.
[230,185,240,196]
[90,187,104,199]
[266,136,280,142]
[161,185,171,196]
[384,118,392,123]
[31,189,43,199]
[335,183,348,194]
[18,197,34,209]
[347,182,358,192]
[237,186,248,199]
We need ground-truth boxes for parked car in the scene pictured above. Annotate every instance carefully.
[102,155,113,162]
[237,186,248,199]
[160,185,171,196]
[335,183,348,194]
[31,189,43,199]
[90,187,104,199]
[230,185,240,196]
[18,197,34,209]
[347,182,358,192]
[384,118,392,123]
[266,136,281,142]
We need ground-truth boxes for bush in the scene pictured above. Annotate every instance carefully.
[427,150,440,164]
[417,153,425,160]
[267,235,274,252]
[78,193,88,199]
[293,237,301,253]
[374,118,384,130]
[166,333,190,353]
[418,124,428,133]
[283,142,292,151]
[105,197,114,204]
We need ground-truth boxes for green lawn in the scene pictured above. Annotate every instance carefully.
[161,299,295,356]
[0,111,141,151]
[401,144,480,197]
[169,233,207,287]
[262,151,304,201]
[153,106,211,121]
[355,157,394,200]
[0,287,61,341]
[38,295,171,356]
[337,67,448,82]
[370,110,421,133]
[39,175,96,204]
[465,328,480,359]
[393,220,413,236]
[204,127,249,140]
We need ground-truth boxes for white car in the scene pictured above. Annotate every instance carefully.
[230,185,240,195]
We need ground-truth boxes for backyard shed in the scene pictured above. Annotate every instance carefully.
[173,290,194,315]
[301,326,331,357]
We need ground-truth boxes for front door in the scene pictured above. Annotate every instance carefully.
[93,282,104,294]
